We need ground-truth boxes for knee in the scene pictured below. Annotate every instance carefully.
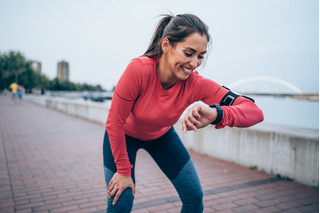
[191,187,204,207]
[107,188,134,213]
[181,187,203,213]
[193,187,203,204]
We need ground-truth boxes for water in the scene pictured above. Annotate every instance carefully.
[252,95,319,130]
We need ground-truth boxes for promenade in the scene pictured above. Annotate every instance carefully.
[0,96,318,213]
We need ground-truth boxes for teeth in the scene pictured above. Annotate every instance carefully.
[181,66,192,73]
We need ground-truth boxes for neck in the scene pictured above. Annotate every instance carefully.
[158,56,178,90]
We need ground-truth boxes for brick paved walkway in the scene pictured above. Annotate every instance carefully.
[0,95,318,213]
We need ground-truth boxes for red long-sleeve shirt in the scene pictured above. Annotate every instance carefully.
[106,56,264,176]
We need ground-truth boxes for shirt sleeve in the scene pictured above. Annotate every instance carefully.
[188,73,264,128]
[217,97,264,129]
[105,59,144,176]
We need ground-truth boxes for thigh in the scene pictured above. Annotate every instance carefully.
[103,131,141,212]
[144,128,203,212]
[144,127,190,180]
[102,130,140,183]
[104,166,134,213]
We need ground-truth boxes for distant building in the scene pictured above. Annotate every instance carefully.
[57,61,69,81]
[31,61,41,73]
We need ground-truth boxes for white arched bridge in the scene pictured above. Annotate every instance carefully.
[228,76,303,95]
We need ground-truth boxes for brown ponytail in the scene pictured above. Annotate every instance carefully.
[143,13,211,58]
[143,14,174,58]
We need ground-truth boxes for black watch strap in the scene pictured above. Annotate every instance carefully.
[209,104,223,125]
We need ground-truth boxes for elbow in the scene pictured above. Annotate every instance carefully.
[249,106,264,126]
[256,107,264,124]
[247,100,264,125]
[105,116,116,131]
[105,116,111,130]
[241,106,264,128]
[105,115,125,132]
[105,121,111,131]
[105,118,117,131]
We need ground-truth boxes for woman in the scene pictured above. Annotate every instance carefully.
[103,13,264,212]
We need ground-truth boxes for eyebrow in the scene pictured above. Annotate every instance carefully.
[184,47,207,54]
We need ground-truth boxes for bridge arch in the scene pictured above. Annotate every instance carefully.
[228,76,302,94]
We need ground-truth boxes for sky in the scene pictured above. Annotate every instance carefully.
[0,0,318,93]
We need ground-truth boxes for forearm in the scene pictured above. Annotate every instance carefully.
[216,97,264,129]
[105,94,134,176]
[106,123,132,176]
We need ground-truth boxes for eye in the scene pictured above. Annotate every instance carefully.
[184,52,193,57]
[198,55,204,59]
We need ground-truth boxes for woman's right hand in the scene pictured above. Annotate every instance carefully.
[108,172,135,205]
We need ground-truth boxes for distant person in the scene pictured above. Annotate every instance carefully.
[9,82,18,103]
[17,85,25,103]
[103,13,264,212]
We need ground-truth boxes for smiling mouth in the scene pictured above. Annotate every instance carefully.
[180,66,193,74]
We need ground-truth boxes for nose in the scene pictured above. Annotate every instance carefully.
[190,56,200,68]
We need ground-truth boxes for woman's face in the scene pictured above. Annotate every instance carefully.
[164,32,208,81]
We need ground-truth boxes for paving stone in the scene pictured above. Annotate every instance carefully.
[0,96,318,213]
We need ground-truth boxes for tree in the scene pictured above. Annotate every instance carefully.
[19,61,42,91]
[0,51,105,92]
[0,51,26,90]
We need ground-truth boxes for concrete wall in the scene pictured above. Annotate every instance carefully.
[25,95,109,125]
[174,121,318,187]
[25,95,319,187]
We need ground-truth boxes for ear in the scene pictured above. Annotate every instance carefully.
[161,37,171,53]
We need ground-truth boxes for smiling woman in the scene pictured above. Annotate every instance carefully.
[103,13,264,213]
[158,32,208,88]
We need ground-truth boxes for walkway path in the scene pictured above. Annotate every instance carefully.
[0,96,318,213]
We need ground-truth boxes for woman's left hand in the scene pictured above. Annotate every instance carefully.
[182,104,217,133]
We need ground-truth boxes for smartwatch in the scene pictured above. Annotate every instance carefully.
[209,104,223,125]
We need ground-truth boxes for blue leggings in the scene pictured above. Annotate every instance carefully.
[103,127,203,213]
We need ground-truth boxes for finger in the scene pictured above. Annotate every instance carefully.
[109,186,117,198]
[113,188,124,205]
[184,118,198,132]
[191,105,202,118]
[186,112,202,127]
[192,109,201,119]
[187,111,202,126]
[189,116,201,127]
[108,187,111,198]
[108,185,113,197]
[182,120,187,133]
[108,179,114,191]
